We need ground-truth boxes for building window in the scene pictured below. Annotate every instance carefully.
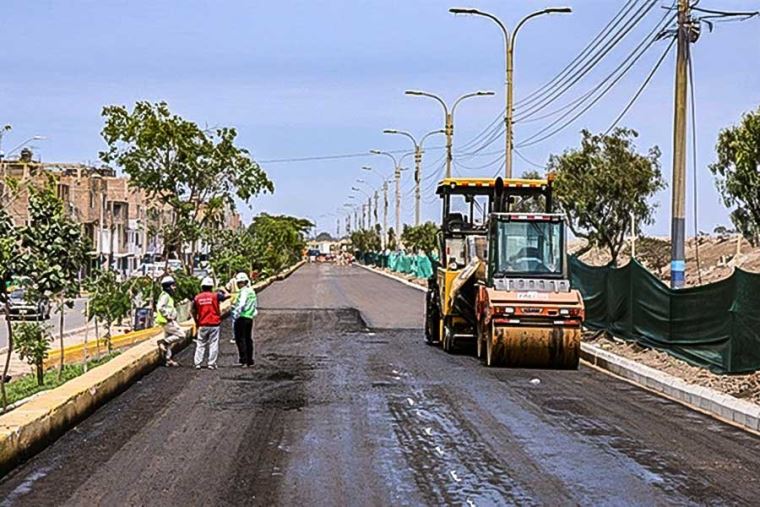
[89,191,95,209]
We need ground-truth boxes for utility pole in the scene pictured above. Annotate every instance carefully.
[374,191,379,228]
[367,196,372,229]
[395,165,401,235]
[383,180,388,249]
[336,218,340,238]
[670,0,689,289]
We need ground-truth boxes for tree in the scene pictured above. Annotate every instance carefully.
[350,228,381,253]
[20,184,90,379]
[248,214,312,276]
[635,236,671,275]
[100,101,274,268]
[710,107,760,246]
[548,128,664,265]
[0,207,23,409]
[512,170,547,212]
[14,321,52,386]
[86,270,131,355]
[401,222,440,256]
[387,227,397,251]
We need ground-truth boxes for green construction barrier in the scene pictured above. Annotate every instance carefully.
[569,256,760,374]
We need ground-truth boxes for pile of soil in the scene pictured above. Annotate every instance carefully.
[584,331,760,405]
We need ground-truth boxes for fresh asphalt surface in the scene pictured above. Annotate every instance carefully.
[1,263,759,505]
[0,298,88,350]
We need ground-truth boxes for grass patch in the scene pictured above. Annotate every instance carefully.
[4,353,121,407]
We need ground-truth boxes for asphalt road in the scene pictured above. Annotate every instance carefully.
[1,263,759,505]
[0,298,88,349]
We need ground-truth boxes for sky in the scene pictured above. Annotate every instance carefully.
[1,0,758,237]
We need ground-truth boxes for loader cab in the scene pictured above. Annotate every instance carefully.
[437,178,494,269]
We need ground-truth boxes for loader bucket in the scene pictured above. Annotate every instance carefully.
[489,324,580,369]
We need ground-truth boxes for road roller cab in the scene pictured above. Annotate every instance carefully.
[424,174,584,369]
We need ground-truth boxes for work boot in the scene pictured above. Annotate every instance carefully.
[166,359,180,367]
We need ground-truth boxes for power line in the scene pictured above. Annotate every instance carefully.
[515,0,662,120]
[605,36,676,134]
[516,12,675,149]
[514,149,545,170]
[259,146,443,164]
[516,0,646,110]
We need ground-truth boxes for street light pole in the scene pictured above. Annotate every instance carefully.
[404,90,494,178]
[450,6,572,178]
[370,150,408,239]
[383,128,444,225]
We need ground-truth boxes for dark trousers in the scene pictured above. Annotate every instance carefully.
[234,317,254,365]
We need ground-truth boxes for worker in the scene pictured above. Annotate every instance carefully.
[156,275,184,367]
[232,272,257,367]
[191,277,229,370]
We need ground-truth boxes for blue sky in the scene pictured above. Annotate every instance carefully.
[1,0,758,236]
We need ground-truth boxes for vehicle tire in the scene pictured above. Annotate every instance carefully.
[424,289,440,345]
[485,322,496,367]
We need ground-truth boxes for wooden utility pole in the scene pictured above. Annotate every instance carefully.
[670,0,689,288]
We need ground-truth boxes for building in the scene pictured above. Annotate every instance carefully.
[0,149,242,276]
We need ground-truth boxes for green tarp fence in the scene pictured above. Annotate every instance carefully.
[569,256,760,374]
[356,251,435,280]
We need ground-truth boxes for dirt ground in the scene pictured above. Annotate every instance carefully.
[585,330,760,404]
[2,263,759,505]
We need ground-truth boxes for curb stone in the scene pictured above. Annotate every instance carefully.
[358,260,760,435]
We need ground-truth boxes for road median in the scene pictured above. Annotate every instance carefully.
[0,261,304,474]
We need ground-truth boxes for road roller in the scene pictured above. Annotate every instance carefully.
[424,175,584,369]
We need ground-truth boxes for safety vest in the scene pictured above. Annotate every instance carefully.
[155,292,175,325]
[235,286,257,319]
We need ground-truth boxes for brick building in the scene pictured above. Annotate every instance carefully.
[0,150,242,276]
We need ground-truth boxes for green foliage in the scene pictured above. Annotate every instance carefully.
[350,228,381,253]
[387,227,397,251]
[14,321,52,386]
[19,185,89,301]
[549,128,665,264]
[401,222,440,255]
[248,214,312,277]
[710,107,760,246]
[172,269,201,302]
[206,229,253,282]
[635,236,671,275]
[513,170,547,213]
[4,353,119,407]
[86,269,131,352]
[99,101,274,261]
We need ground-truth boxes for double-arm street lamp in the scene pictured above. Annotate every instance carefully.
[370,150,411,238]
[450,6,572,178]
[383,128,444,225]
[404,90,494,179]
[362,166,392,249]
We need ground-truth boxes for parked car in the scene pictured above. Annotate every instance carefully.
[6,288,50,321]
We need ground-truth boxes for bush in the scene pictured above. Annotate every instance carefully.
[14,321,52,386]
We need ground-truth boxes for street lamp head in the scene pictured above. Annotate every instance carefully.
[404,90,424,96]
[1,125,11,132]
[370,149,382,155]
[356,179,366,183]
[383,129,398,134]
[545,7,572,14]
[476,91,496,96]
[449,7,480,15]
[31,135,46,141]
[351,186,360,191]
[361,166,372,171]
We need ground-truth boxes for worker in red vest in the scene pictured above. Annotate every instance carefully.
[191,277,229,369]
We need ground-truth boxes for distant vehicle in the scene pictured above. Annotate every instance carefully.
[167,259,183,273]
[6,288,50,321]
[318,243,331,256]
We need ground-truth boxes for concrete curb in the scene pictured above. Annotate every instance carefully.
[359,261,760,435]
[0,261,305,474]
[580,343,760,434]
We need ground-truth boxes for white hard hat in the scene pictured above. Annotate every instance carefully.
[235,272,249,283]
[161,275,175,285]
[201,276,214,287]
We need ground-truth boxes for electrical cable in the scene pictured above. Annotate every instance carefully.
[688,46,702,285]
[605,36,676,134]
[515,0,661,120]
[514,149,545,170]
[516,12,675,149]
[516,0,644,109]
